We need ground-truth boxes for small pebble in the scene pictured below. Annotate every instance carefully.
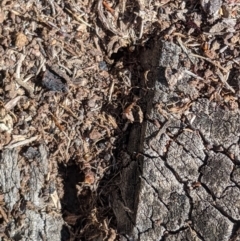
[99,61,108,71]
[42,69,67,92]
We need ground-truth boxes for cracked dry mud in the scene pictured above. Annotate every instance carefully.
[112,39,240,241]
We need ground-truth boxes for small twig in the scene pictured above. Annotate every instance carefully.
[184,69,205,81]
[15,54,25,79]
[47,0,56,16]
[121,0,127,12]
[232,58,240,66]
[36,56,46,75]
[190,53,234,92]
[176,36,195,64]
[36,38,47,57]
[59,104,79,120]
[15,55,35,98]
[49,112,64,131]
[57,62,73,76]
[202,31,240,36]
[190,53,229,73]
[10,9,22,16]
[139,19,144,39]
[65,7,91,28]
[64,130,72,162]
[4,96,23,111]
[15,77,35,98]
[108,81,115,102]
[215,68,235,93]
[4,136,39,149]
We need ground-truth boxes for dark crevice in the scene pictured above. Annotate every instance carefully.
[181,184,205,241]
[136,151,159,159]
[227,143,240,165]
[140,175,169,210]
[197,159,209,183]
[230,178,240,190]
[212,203,240,224]
[175,132,206,161]
[191,128,212,148]
[221,185,237,198]
[230,166,240,190]
[189,224,206,241]
[210,148,238,166]
[229,223,240,240]
[166,226,188,234]
[174,138,205,163]
[138,207,155,237]
[183,183,194,225]
[199,182,217,201]
[160,155,185,184]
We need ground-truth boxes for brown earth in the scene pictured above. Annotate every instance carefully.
[1,0,240,241]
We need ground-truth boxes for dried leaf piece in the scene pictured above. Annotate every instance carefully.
[64,213,79,225]
[97,0,123,36]
[165,67,185,88]
[135,105,143,123]
[4,96,23,110]
[200,0,223,15]
[107,228,117,241]
[0,206,8,223]
[0,132,11,150]
[122,103,143,123]
[0,9,5,24]
[89,128,103,140]
[84,171,95,184]
[103,0,115,16]
[42,69,67,92]
[0,114,13,133]
[15,32,28,48]
[107,114,118,129]
[204,49,217,59]
[50,190,61,209]
[123,103,135,123]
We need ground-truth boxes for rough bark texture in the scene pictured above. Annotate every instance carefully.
[0,145,63,240]
[113,39,240,241]
[1,38,240,240]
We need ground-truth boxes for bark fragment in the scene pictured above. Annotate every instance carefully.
[114,39,240,241]
[0,145,63,240]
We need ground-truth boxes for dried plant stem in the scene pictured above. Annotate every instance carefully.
[190,53,235,93]
[190,53,228,73]
[15,54,25,79]
[5,136,39,149]
[176,37,195,64]
[97,0,122,36]
[15,55,35,98]
[65,8,91,28]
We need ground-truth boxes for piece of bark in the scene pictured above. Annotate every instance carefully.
[0,145,63,240]
[113,39,240,241]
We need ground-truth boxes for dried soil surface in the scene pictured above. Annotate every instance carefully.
[0,0,240,241]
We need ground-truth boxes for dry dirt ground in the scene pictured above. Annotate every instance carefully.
[0,0,240,240]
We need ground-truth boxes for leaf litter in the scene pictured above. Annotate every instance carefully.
[0,0,240,240]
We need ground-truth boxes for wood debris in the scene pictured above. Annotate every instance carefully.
[0,0,240,239]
